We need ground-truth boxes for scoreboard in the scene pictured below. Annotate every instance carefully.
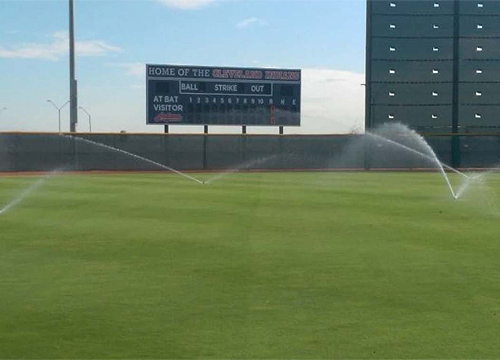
[146,64,301,126]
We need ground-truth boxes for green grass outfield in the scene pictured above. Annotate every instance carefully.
[1,171,500,359]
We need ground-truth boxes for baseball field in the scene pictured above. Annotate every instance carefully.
[0,171,499,358]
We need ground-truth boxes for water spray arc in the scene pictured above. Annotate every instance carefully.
[0,133,205,215]
[0,170,60,216]
[453,164,500,199]
[203,155,279,185]
[365,126,469,200]
[63,135,204,185]
[366,133,467,180]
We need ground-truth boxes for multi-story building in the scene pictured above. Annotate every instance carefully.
[366,0,500,135]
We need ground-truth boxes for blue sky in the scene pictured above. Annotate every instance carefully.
[0,0,366,134]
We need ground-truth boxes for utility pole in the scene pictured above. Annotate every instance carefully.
[69,0,78,132]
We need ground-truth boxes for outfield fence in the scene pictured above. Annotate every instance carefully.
[0,132,498,172]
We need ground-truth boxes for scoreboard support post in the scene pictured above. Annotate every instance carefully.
[164,125,169,134]
[279,127,285,168]
[203,126,209,170]
[242,128,248,163]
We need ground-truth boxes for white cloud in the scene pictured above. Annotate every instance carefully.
[130,84,146,90]
[156,0,217,10]
[0,32,122,60]
[107,63,147,91]
[236,17,264,29]
[299,68,365,134]
[108,62,145,76]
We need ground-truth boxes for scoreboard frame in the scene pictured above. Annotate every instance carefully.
[146,64,301,127]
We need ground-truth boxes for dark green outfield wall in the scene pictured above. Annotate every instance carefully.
[0,133,498,172]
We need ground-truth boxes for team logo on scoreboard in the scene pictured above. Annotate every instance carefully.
[154,112,183,123]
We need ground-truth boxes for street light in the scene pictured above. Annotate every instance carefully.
[79,106,92,132]
[47,100,69,133]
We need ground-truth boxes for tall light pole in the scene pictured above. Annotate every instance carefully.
[47,100,69,133]
[69,0,78,132]
[79,106,92,132]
